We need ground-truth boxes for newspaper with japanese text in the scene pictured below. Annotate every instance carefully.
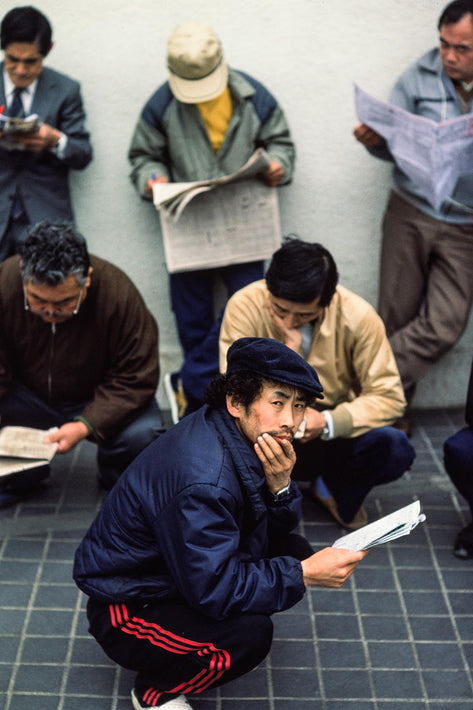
[153,149,281,273]
[354,83,473,210]
[0,426,58,478]
[153,148,271,220]
[332,501,426,551]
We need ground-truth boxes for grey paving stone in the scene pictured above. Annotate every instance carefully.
[8,695,61,710]
[20,636,69,663]
[13,663,64,693]
[422,668,473,699]
[402,590,450,615]
[367,640,417,669]
[321,668,372,698]
[317,640,366,669]
[414,641,465,668]
[371,669,424,698]
[270,639,317,667]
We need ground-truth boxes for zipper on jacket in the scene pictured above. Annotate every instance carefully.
[48,322,56,398]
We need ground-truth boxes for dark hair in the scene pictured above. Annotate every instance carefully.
[438,0,473,28]
[1,6,52,55]
[19,221,90,286]
[265,236,338,306]
[205,370,317,410]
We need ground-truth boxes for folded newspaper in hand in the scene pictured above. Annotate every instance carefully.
[0,426,58,478]
[0,113,41,135]
[0,113,42,152]
[332,500,426,551]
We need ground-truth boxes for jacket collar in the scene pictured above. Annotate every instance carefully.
[418,47,445,75]
[227,66,256,100]
[30,67,58,118]
[209,406,268,516]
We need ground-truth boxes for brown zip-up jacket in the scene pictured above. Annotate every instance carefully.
[0,255,159,441]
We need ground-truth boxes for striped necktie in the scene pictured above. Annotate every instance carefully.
[9,87,26,219]
[9,87,25,118]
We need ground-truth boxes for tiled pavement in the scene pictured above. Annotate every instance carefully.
[0,408,472,710]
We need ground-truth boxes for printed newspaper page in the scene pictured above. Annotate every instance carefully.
[159,179,281,273]
[332,500,426,551]
[152,149,281,273]
[152,148,271,220]
[354,83,473,210]
[0,426,58,478]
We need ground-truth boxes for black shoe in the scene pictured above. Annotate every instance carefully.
[453,522,473,560]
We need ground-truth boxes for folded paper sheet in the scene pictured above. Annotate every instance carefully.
[332,500,426,551]
[0,426,58,478]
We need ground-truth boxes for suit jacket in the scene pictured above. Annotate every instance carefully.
[0,64,92,230]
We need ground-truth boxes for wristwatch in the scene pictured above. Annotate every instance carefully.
[320,423,331,440]
[273,483,292,502]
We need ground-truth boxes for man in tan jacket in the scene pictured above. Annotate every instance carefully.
[220,237,415,529]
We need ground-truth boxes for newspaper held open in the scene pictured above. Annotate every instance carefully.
[152,149,281,274]
[332,500,426,551]
[0,426,58,478]
[354,83,473,211]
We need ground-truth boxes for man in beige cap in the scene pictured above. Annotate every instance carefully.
[128,21,295,423]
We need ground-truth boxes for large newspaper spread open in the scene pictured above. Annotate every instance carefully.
[354,83,473,210]
[0,426,58,478]
[332,500,426,551]
[153,149,281,273]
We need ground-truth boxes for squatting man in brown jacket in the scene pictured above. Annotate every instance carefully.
[0,220,164,507]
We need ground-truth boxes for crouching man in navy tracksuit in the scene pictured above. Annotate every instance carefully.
[74,337,367,710]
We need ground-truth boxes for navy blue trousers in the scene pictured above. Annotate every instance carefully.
[444,427,473,516]
[86,533,313,707]
[170,260,264,409]
[0,207,29,262]
[294,426,416,522]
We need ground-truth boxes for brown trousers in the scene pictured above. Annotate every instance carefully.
[379,191,473,396]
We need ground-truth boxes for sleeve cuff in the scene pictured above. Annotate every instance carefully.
[73,415,98,441]
[320,410,334,440]
[50,132,67,159]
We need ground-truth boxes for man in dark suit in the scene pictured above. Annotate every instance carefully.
[0,6,92,261]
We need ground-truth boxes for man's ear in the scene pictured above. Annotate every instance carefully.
[226,394,243,419]
[84,265,93,289]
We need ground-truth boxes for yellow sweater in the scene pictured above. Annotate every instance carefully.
[197,86,232,153]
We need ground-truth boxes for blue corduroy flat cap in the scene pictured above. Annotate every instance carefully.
[226,337,324,399]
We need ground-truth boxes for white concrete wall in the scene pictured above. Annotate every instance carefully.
[31,0,472,407]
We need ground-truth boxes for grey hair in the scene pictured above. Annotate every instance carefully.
[19,221,90,286]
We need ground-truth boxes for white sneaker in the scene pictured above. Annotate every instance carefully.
[163,372,187,425]
[131,688,193,708]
